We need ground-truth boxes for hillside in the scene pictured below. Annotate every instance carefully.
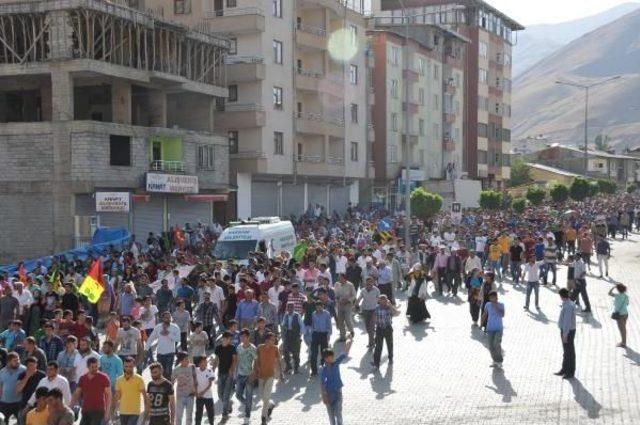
[513,2,640,76]
[512,8,640,152]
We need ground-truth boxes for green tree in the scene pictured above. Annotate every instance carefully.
[597,179,617,194]
[507,158,532,188]
[479,190,503,210]
[570,177,591,201]
[410,187,443,218]
[594,134,611,152]
[525,185,546,205]
[511,197,527,214]
[627,183,637,194]
[549,183,570,203]
[588,180,600,197]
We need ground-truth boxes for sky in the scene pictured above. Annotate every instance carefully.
[486,0,640,25]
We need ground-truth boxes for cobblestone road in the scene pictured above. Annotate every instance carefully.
[152,234,640,425]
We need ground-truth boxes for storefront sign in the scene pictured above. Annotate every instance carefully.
[95,192,130,213]
[146,173,199,194]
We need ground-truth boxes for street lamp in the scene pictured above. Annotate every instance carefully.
[555,76,621,176]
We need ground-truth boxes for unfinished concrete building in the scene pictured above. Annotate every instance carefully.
[0,0,230,263]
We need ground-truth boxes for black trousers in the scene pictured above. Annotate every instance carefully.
[373,326,393,367]
[203,325,216,348]
[80,410,104,425]
[560,330,576,377]
[180,332,188,352]
[195,397,215,425]
[310,331,329,374]
[571,279,591,310]
[283,333,301,370]
[469,302,480,322]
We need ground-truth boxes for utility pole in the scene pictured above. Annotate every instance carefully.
[399,0,411,249]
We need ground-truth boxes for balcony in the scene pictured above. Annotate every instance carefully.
[296,68,324,91]
[444,112,456,124]
[216,104,266,128]
[327,156,345,166]
[296,112,344,138]
[230,150,267,160]
[402,68,419,82]
[150,160,186,173]
[225,56,265,83]
[296,24,327,50]
[299,0,346,16]
[403,101,419,114]
[205,7,265,34]
[402,133,419,145]
[295,155,345,177]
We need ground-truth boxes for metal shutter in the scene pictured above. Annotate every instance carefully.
[132,196,164,241]
[168,196,212,229]
[282,184,304,217]
[251,182,278,217]
[99,212,129,229]
[75,194,128,229]
[330,185,349,214]
[307,184,326,209]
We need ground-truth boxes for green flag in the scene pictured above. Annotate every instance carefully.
[292,241,308,263]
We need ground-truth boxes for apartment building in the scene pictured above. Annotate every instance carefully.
[159,0,370,218]
[368,23,466,208]
[375,0,524,189]
[0,0,229,263]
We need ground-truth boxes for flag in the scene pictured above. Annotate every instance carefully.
[48,265,60,290]
[292,241,308,263]
[78,260,105,304]
[377,218,393,232]
[18,264,27,283]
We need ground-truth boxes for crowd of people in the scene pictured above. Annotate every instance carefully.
[0,192,636,425]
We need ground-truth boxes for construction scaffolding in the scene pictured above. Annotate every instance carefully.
[0,0,228,87]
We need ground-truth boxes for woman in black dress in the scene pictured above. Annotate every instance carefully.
[406,263,431,323]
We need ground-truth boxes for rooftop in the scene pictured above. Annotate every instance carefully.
[525,162,582,178]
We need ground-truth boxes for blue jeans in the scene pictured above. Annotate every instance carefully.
[326,392,343,425]
[525,281,539,309]
[176,394,194,425]
[235,375,255,417]
[489,260,502,280]
[157,353,175,380]
[510,261,521,283]
[543,263,557,284]
[217,373,235,415]
[120,415,139,425]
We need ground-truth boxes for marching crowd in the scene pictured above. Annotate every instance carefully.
[0,192,636,425]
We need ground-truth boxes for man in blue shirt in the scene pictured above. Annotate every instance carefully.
[235,289,260,330]
[482,291,505,368]
[0,352,27,421]
[320,337,353,425]
[310,302,332,377]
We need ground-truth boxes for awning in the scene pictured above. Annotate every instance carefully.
[184,194,228,202]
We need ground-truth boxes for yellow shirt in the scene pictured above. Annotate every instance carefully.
[488,244,501,261]
[498,236,510,254]
[26,407,49,425]
[115,373,145,415]
[566,228,577,242]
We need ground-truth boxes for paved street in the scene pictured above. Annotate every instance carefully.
[153,234,640,425]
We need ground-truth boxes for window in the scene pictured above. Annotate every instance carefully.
[479,96,489,111]
[274,132,284,155]
[478,123,488,138]
[272,0,282,17]
[229,38,237,55]
[418,119,425,136]
[228,131,238,154]
[228,85,237,102]
[418,88,425,105]
[479,41,488,58]
[349,24,358,45]
[198,145,215,169]
[433,94,439,110]
[226,0,236,6]
[502,129,511,142]
[109,135,131,166]
[390,46,400,66]
[495,102,500,114]
[388,145,398,163]
[478,149,488,164]
[479,68,488,84]
[433,123,440,140]
[272,87,283,110]
[418,58,426,75]
[390,79,399,98]
[433,64,439,80]
[174,0,191,14]
[503,78,512,92]
[349,64,358,85]
[273,40,283,64]
[350,142,358,161]
[391,113,398,131]
[503,154,511,166]
[350,103,358,123]
[297,142,303,161]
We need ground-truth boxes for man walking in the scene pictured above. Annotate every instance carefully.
[543,237,558,286]
[357,277,380,349]
[310,302,332,377]
[212,331,237,419]
[334,274,356,342]
[372,295,399,370]
[482,291,505,368]
[70,357,111,425]
[555,288,577,379]
[255,332,282,425]
[320,337,353,425]
[281,302,304,374]
[235,329,257,424]
[114,357,148,425]
[572,254,592,313]
[595,236,611,278]
[145,312,181,380]
[523,257,540,311]
[172,351,196,425]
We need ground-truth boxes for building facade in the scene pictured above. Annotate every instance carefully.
[0,0,229,263]
[375,0,523,189]
[158,0,371,218]
[368,24,466,209]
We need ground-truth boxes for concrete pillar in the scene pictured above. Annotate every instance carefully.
[148,89,167,128]
[46,10,73,60]
[236,172,252,219]
[112,80,132,125]
[40,82,52,121]
[303,182,309,210]
[50,71,74,121]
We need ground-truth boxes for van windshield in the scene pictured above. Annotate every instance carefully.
[212,240,258,260]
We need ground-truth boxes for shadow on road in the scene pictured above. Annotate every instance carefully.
[624,347,640,366]
[569,378,602,419]
[528,309,550,325]
[369,364,395,399]
[485,368,517,403]
[470,325,489,348]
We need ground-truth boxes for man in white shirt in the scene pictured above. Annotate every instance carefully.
[204,278,226,314]
[267,279,284,312]
[12,282,33,317]
[145,311,181,379]
[464,251,482,277]
[522,257,541,311]
[28,362,71,406]
[334,250,348,275]
[475,235,488,265]
[74,337,100,381]
[317,263,333,287]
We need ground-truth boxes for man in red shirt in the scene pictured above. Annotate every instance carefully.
[70,357,112,425]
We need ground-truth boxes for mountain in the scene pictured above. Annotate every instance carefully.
[512,7,640,153]
[513,2,640,76]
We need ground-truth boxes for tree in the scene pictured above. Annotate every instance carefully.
[597,179,617,194]
[525,185,546,205]
[479,190,502,210]
[588,180,600,197]
[594,134,611,152]
[549,183,569,203]
[570,177,591,201]
[627,183,637,194]
[410,187,443,219]
[511,197,527,214]
[507,158,532,188]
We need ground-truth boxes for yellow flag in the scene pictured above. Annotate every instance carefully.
[78,260,104,304]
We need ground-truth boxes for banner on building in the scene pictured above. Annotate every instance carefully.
[146,173,199,194]
[96,192,130,212]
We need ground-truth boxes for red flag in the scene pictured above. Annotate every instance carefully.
[78,260,105,304]
[18,264,27,283]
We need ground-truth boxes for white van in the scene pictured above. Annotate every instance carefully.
[212,217,296,263]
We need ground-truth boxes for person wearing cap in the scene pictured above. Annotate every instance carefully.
[281,302,304,374]
[481,291,505,368]
[372,295,399,370]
